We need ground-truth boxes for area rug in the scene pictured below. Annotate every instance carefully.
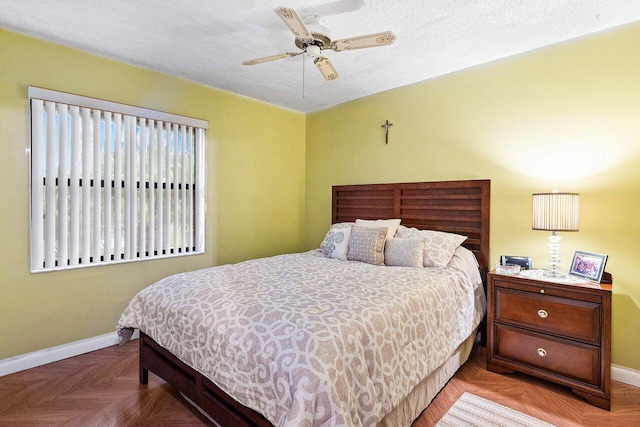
[436,392,555,427]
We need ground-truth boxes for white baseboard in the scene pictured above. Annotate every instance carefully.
[2,333,639,389]
[612,364,640,388]
[0,330,139,377]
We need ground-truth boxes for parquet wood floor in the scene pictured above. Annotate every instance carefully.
[0,341,638,426]
[414,347,640,427]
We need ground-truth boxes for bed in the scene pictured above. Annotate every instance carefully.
[117,179,490,427]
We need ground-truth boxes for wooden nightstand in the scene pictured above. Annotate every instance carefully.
[486,271,612,410]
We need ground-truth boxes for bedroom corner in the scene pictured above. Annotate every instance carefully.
[0,29,306,363]
[304,21,640,373]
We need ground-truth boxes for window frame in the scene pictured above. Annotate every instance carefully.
[28,86,208,273]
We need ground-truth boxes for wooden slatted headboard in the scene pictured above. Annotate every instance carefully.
[332,180,491,275]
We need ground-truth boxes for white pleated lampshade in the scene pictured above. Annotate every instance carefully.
[532,192,579,232]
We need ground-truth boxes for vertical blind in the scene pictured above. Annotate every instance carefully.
[29,87,208,272]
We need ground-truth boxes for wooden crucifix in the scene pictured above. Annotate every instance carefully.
[381,120,393,144]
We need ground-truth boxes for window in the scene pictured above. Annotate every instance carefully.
[29,86,208,272]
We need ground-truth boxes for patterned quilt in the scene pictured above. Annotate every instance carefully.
[117,251,484,427]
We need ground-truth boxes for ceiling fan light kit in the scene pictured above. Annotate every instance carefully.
[306,44,321,59]
[243,6,395,81]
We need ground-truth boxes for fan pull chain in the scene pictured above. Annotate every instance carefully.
[302,52,306,98]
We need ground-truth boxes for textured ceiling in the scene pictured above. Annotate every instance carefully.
[2,0,640,113]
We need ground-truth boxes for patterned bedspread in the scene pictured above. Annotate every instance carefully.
[117,251,484,427]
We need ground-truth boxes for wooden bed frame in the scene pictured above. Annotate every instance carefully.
[139,179,490,427]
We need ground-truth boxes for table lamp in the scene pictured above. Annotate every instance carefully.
[532,191,579,277]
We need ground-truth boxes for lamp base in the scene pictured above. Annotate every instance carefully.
[545,231,564,277]
[543,269,567,279]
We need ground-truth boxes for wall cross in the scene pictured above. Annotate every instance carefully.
[381,120,393,144]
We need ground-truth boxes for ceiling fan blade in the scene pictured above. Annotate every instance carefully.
[242,52,301,66]
[330,31,396,52]
[314,57,339,81]
[275,7,313,43]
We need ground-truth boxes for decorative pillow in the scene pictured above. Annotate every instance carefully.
[347,226,388,266]
[355,218,401,240]
[330,222,355,230]
[320,226,352,261]
[396,226,467,268]
[384,238,425,268]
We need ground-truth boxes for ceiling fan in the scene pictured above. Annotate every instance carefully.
[242,6,396,81]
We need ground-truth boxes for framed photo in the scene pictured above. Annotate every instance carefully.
[569,251,608,283]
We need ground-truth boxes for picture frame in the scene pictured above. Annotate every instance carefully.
[569,250,608,283]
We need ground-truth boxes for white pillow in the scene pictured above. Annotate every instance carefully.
[355,218,401,241]
[396,226,467,268]
[320,226,352,261]
[331,222,355,230]
[447,245,482,286]
[347,226,387,266]
[384,238,425,268]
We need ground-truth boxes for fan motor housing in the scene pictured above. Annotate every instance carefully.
[295,15,331,49]
[295,33,331,49]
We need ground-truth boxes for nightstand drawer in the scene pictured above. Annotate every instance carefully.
[495,287,600,344]
[495,324,600,385]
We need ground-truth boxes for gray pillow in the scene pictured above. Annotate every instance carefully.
[347,226,388,265]
[396,226,467,268]
[384,238,425,268]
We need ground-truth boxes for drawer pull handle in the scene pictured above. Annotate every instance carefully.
[537,309,548,319]
[537,348,547,357]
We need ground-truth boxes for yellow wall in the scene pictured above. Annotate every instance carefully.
[3,21,640,373]
[0,30,306,359]
[305,22,640,370]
